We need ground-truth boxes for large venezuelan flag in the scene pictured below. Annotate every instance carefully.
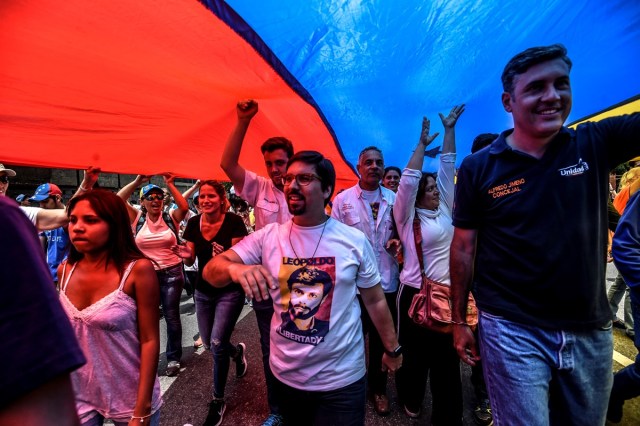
[1,0,639,187]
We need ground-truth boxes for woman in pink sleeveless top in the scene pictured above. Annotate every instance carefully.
[58,190,162,426]
[118,174,189,376]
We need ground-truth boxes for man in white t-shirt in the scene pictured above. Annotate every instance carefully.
[331,146,399,415]
[206,150,402,425]
[0,164,99,232]
[220,99,294,425]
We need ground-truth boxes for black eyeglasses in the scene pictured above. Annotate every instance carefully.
[281,173,321,186]
[144,194,164,201]
[0,176,9,184]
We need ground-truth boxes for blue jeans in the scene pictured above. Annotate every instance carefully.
[608,274,635,333]
[253,298,281,414]
[470,326,489,403]
[81,411,160,426]
[609,300,640,404]
[274,375,366,426]
[195,287,245,399]
[479,311,613,426]
[157,264,184,363]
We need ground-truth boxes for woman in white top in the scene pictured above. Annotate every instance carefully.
[58,190,162,425]
[118,174,188,377]
[394,105,465,424]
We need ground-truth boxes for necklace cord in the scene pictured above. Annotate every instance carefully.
[288,217,329,267]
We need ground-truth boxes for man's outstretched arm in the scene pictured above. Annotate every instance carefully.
[204,249,276,303]
[220,99,259,194]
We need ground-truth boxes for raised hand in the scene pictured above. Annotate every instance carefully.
[162,173,176,185]
[82,166,101,189]
[419,117,440,147]
[135,175,152,185]
[237,99,258,121]
[438,104,466,129]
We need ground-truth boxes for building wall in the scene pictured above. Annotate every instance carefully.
[4,164,198,204]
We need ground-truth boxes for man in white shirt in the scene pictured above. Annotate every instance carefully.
[330,146,400,416]
[220,99,293,426]
[206,150,402,425]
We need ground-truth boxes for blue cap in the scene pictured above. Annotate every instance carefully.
[15,194,26,203]
[29,183,62,202]
[192,190,199,200]
[140,184,163,199]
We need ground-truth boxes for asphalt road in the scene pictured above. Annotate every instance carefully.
[152,263,639,426]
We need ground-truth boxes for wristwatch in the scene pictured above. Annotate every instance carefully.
[385,345,403,358]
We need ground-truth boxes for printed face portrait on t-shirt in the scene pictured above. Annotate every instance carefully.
[277,262,335,345]
[290,281,325,319]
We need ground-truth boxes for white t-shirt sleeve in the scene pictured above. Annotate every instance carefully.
[19,206,40,225]
[230,225,270,265]
[356,237,381,289]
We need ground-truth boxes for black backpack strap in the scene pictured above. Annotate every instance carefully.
[162,211,181,243]
[135,210,181,243]
[135,211,146,236]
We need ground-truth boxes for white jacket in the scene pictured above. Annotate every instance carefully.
[331,183,399,292]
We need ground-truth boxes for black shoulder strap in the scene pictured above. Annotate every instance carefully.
[134,211,180,243]
[135,211,146,236]
[162,211,181,242]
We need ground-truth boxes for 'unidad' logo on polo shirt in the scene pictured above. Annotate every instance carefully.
[558,159,589,177]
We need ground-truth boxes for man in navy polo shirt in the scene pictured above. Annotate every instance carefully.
[450,44,640,425]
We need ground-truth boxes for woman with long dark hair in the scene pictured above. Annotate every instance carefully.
[172,180,248,426]
[58,190,162,425]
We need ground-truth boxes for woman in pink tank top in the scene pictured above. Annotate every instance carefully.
[58,190,162,426]
[118,173,189,376]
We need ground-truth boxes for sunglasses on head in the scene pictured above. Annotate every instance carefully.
[0,176,9,184]
[144,194,164,201]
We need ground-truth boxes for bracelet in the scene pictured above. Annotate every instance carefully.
[451,320,468,326]
[131,413,152,423]
[79,184,90,192]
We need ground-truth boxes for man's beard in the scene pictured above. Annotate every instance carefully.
[286,190,306,216]
[287,201,305,216]
[289,302,320,320]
